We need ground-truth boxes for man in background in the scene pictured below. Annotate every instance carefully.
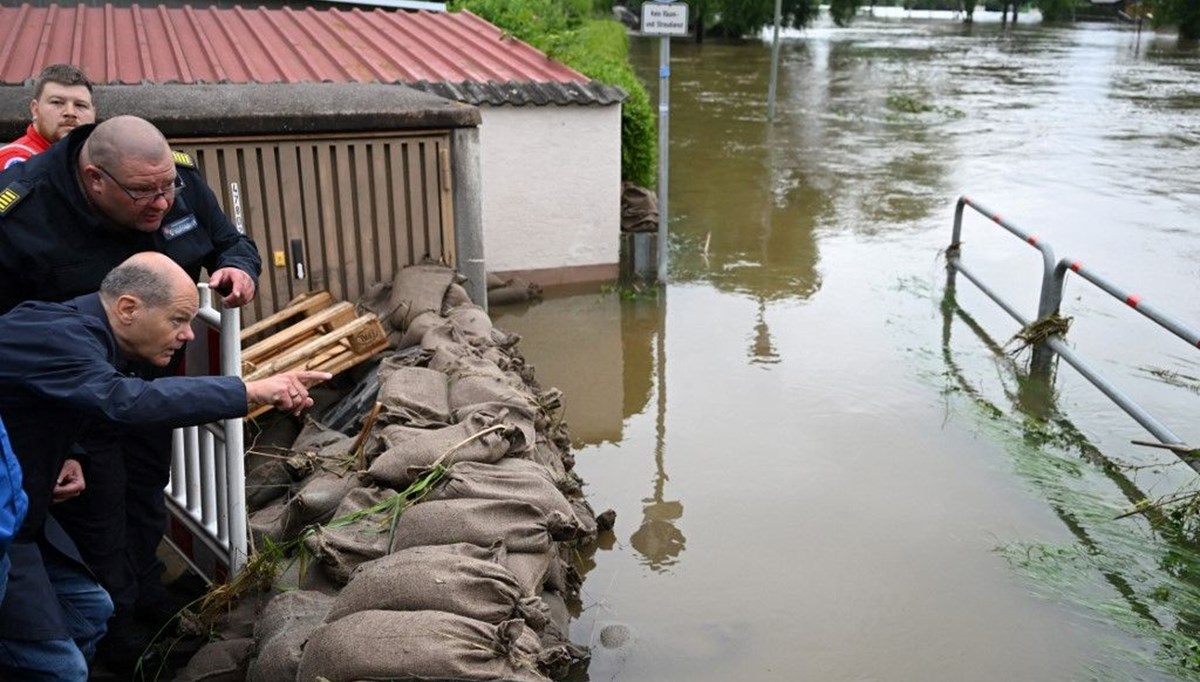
[0,63,94,170]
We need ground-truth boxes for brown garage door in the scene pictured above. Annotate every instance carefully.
[172,131,456,324]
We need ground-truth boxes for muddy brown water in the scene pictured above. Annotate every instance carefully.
[494,13,1200,682]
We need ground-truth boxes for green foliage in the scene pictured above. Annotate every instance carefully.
[1037,0,1079,22]
[703,0,821,37]
[1156,0,1200,40]
[450,0,657,187]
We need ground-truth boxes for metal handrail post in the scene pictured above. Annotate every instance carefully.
[219,303,247,574]
[947,195,1197,470]
[1055,259,1200,350]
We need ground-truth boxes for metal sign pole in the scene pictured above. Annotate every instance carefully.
[657,35,670,282]
[642,0,687,283]
[767,0,783,121]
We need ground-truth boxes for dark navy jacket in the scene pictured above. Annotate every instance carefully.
[0,294,248,638]
[0,123,261,313]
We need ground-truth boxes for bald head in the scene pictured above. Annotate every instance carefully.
[84,115,170,170]
[100,253,199,366]
[100,252,193,308]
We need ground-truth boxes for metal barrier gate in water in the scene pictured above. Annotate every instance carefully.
[165,283,248,576]
[947,195,1200,471]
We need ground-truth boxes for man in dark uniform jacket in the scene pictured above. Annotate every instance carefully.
[0,253,326,680]
[0,115,262,667]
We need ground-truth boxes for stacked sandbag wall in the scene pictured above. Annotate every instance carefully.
[186,265,608,682]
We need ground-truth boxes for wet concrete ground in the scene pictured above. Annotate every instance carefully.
[495,13,1200,682]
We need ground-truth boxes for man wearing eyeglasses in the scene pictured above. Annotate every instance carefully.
[0,114,261,673]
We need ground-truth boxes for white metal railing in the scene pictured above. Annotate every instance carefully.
[165,284,247,575]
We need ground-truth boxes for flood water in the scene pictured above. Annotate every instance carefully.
[493,13,1200,681]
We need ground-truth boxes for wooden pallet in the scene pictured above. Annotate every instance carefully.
[241,291,389,418]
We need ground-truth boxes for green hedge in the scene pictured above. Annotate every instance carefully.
[448,1,657,187]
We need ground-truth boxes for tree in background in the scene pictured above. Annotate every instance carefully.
[1154,0,1200,39]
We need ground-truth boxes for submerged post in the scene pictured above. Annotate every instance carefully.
[767,0,783,121]
[642,0,689,283]
[658,35,670,282]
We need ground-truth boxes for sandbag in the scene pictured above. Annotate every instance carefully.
[537,589,590,679]
[367,409,513,487]
[304,486,400,585]
[325,545,548,632]
[376,365,451,426]
[172,637,253,682]
[427,460,577,526]
[247,590,334,682]
[387,264,457,330]
[447,304,494,344]
[454,403,536,455]
[245,454,314,511]
[397,309,447,349]
[391,499,577,554]
[296,610,548,682]
[248,501,287,548]
[443,281,474,309]
[281,471,364,539]
[502,550,554,597]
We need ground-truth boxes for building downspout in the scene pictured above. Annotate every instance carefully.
[451,126,487,311]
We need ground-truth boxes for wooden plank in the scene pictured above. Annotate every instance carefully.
[353,142,377,294]
[420,138,441,263]
[242,301,355,365]
[408,140,432,260]
[438,142,456,269]
[244,314,382,380]
[316,142,344,302]
[389,140,412,267]
[240,291,332,342]
[279,141,310,306]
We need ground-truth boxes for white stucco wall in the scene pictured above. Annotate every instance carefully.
[477,103,622,274]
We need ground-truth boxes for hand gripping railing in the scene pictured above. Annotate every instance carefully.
[165,284,248,575]
[948,195,1200,472]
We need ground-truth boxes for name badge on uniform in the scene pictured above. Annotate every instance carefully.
[162,215,198,240]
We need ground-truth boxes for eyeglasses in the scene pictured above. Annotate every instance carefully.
[95,164,184,205]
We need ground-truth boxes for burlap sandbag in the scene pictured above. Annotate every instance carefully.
[290,421,348,454]
[427,460,578,528]
[376,365,451,426]
[296,610,548,682]
[172,637,253,682]
[248,501,287,548]
[397,309,447,349]
[367,409,512,487]
[391,499,576,554]
[325,545,548,632]
[303,486,400,585]
[501,550,554,597]
[247,590,334,682]
[245,460,292,512]
[537,589,590,679]
[453,403,536,456]
[281,471,364,539]
[447,304,494,344]
[387,264,457,330]
[444,281,473,309]
[516,438,570,485]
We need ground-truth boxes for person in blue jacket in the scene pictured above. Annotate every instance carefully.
[0,252,327,681]
[0,416,29,607]
[0,114,262,669]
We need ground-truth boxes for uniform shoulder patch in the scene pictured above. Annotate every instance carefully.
[0,182,26,216]
[171,150,196,169]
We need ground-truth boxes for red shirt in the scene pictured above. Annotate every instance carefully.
[0,125,51,171]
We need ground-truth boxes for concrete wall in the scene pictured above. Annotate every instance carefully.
[478,103,621,282]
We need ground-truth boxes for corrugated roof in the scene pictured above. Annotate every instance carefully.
[0,4,625,105]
